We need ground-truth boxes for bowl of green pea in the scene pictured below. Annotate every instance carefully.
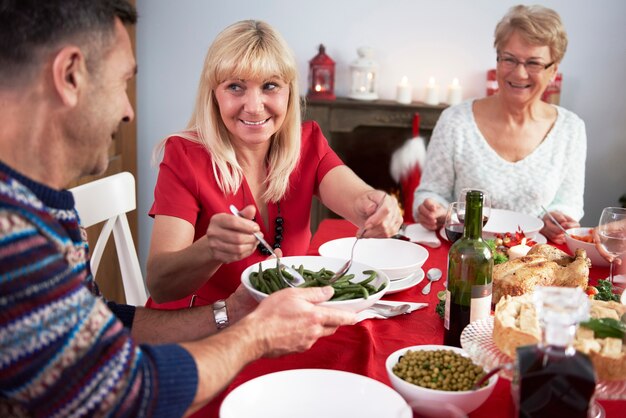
[241,255,390,312]
[385,345,497,418]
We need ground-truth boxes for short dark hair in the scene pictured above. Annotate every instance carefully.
[0,0,137,85]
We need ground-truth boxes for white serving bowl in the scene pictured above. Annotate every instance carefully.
[220,369,411,418]
[318,237,429,280]
[241,255,390,313]
[483,208,544,240]
[385,345,497,418]
[565,227,610,267]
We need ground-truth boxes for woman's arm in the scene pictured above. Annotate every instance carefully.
[146,205,259,303]
[318,165,402,237]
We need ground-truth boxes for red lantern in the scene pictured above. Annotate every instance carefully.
[307,44,336,101]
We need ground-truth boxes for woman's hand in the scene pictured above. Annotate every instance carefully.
[205,204,260,264]
[417,198,446,231]
[354,190,403,237]
[541,211,579,244]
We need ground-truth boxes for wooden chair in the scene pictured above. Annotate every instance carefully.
[70,172,148,306]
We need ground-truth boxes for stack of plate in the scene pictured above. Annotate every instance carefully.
[318,238,429,294]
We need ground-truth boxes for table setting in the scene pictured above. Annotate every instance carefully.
[202,209,625,417]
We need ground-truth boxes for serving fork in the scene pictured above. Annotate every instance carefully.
[229,205,305,288]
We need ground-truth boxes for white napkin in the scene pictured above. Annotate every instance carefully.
[357,300,428,322]
[404,223,441,248]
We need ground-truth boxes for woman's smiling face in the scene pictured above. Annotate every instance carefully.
[214,76,290,147]
[496,30,557,106]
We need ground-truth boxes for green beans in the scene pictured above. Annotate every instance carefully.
[249,265,384,301]
[392,349,488,391]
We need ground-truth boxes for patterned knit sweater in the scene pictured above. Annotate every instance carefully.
[0,161,198,417]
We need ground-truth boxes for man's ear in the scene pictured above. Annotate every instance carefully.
[51,46,87,108]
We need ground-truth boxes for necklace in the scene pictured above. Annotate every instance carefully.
[257,202,284,255]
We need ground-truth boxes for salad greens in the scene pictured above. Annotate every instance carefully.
[594,279,621,302]
[580,317,626,339]
[485,239,508,265]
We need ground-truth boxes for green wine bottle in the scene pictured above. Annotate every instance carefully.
[443,190,493,347]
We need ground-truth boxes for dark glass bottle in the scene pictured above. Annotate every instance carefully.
[513,287,596,418]
[443,190,493,347]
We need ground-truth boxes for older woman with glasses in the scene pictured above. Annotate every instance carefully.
[413,5,586,244]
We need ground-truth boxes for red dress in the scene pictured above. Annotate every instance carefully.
[146,121,343,309]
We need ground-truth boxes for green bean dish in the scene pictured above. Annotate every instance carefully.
[249,265,386,301]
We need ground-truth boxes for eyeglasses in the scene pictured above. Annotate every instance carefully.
[497,55,555,74]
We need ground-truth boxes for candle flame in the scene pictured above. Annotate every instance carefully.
[428,76,436,86]
[452,77,460,87]
[400,76,408,86]
[314,84,322,92]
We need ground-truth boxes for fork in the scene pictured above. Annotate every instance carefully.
[229,205,305,287]
[328,234,363,284]
[328,195,387,284]
[540,205,571,237]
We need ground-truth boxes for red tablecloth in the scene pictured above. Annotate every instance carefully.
[202,219,624,417]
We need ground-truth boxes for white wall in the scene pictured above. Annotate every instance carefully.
[135,0,626,273]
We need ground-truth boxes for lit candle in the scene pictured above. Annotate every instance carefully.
[446,77,463,106]
[424,76,439,105]
[396,76,412,104]
[508,238,532,260]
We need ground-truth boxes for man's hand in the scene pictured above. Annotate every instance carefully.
[245,287,356,357]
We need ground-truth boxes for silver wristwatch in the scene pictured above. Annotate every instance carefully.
[212,299,229,330]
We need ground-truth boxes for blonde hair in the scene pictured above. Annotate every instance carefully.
[156,20,301,203]
[494,5,568,63]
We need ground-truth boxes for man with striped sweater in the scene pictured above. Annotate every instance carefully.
[0,1,355,416]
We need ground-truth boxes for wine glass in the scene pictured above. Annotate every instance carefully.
[444,202,465,243]
[597,207,626,284]
[458,188,491,226]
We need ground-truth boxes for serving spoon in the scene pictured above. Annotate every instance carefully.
[229,204,306,288]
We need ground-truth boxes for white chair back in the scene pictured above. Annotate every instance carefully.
[70,172,148,306]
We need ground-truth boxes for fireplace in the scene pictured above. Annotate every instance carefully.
[303,97,446,231]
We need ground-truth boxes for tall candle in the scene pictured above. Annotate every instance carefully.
[396,76,412,104]
[447,77,463,106]
[424,76,439,105]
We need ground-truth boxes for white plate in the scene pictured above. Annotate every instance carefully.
[220,369,412,418]
[386,269,425,294]
[439,228,547,244]
[483,208,544,239]
[318,237,429,280]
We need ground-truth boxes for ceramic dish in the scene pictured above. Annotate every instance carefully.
[385,344,497,417]
[439,228,547,245]
[241,255,390,313]
[220,369,412,418]
[482,208,544,239]
[318,237,429,280]
[386,269,425,294]
[565,227,610,267]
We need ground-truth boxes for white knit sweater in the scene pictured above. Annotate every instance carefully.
[413,100,587,220]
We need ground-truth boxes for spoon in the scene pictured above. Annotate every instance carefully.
[422,268,443,295]
[471,363,513,390]
[229,204,306,287]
